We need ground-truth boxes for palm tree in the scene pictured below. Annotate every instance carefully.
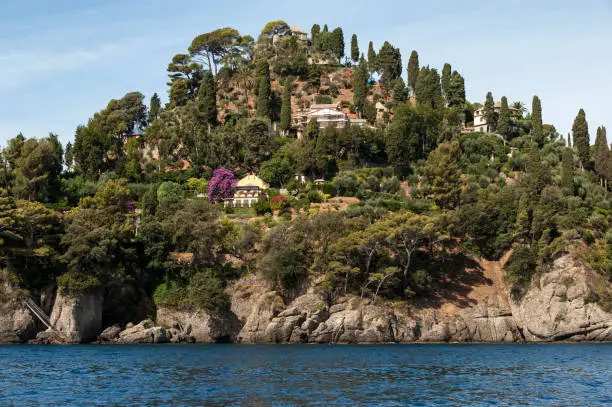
[512,101,527,116]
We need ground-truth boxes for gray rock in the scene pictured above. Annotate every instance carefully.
[118,320,169,344]
[99,325,121,342]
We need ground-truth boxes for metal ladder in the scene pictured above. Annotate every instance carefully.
[23,297,56,332]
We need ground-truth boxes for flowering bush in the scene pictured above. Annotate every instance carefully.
[208,168,236,203]
[270,195,288,211]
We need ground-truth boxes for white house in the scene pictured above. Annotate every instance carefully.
[227,174,269,207]
[474,101,519,133]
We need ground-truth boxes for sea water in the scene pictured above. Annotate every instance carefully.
[0,344,610,406]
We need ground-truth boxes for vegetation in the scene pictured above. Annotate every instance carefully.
[1,19,610,320]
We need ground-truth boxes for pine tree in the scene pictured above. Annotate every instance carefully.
[255,61,271,119]
[531,95,543,145]
[441,63,451,104]
[561,147,574,194]
[353,55,368,111]
[497,96,510,139]
[484,92,496,132]
[572,108,590,170]
[594,126,609,187]
[367,41,377,74]
[197,72,217,129]
[279,80,292,135]
[407,50,419,95]
[350,34,359,63]
[149,93,161,123]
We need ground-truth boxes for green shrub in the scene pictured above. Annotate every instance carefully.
[187,270,230,312]
[254,199,272,216]
[307,190,323,203]
[57,272,101,296]
[153,281,188,309]
[505,245,538,298]
[314,94,333,104]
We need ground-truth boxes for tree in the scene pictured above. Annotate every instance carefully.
[561,147,574,194]
[484,91,496,132]
[149,93,161,123]
[441,63,451,104]
[311,24,321,46]
[255,61,271,119]
[497,96,510,139]
[330,27,345,62]
[377,41,402,89]
[166,53,203,105]
[350,34,359,63]
[422,141,462,210]
[594,126,609,188]
[367,41,377,73]
[352,56,368,111]
[407,50,419,95]
[414,66,443,109]
[532,95,543,145]
[385,105,422,169]
[197,71,218,130]
[279,80,292,134]
[238,118,276,171]
[572,108,590,170]
[208,168,236,203]
[447,71,465,107]
[260,20,291,39]
[189,27,240,75]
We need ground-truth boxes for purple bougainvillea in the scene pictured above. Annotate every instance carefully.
[208,168,237,203]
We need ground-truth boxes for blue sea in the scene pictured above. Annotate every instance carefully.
[0,344,610,406]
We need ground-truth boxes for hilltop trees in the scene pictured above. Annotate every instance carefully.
[572,109,590,170]
[377,41,402,89]
[497,96,510,139]
[189,27,241,75]
[367,41,377,74]
[484,92,496,132]
[197,72,218,130]
[407,50,419,95]
[532,96,543,145]
[352,56,368,112]
[415,66,443,109]
[350,34,359,63]
[441,63,451,104]
[447,71,465,107]
[594,126,609,188]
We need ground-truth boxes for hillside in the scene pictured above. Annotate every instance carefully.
[0,20,610,344]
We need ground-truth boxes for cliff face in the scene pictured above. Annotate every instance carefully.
[2,254,610,344]
[214,254,611,344]
[37,289,104,343]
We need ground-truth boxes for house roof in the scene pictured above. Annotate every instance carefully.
[236,174,269,189]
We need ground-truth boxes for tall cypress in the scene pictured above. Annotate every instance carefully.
[353,55,368,112]
[594,126,609,186]
[149,93,161,123]
[448,71,465,106]
[532,95,543,145]
[367,41,377,74]
[198,72,217,128]
[255,61,271,119]
[572,108,590,170]
[561,147,574,194]
[484,91,496,132]
[497,96,510,139]
[279,80,292,134]
[350,34,359,63]
[311,24,321,47]
[407,50,419,95]
[331,27,345,61]
[441,63,452,104]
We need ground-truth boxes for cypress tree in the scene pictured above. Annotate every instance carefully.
[594,126,609,187]
[441,63,452,104]
[532,95,543,145]
[350,34,359,63]
[572,108,590,170]
[448,71,465,106]
[279,80,292,134]
[255,61,271,119]
[497,96,510,139]
[353,55,368,112]
[414,66,443,109]
[198,72,218,128]
[323,24,328,33]
[567,133,571,148]
[367,41,377,73]
[311,24,320,46]
[407,50,419,95]
[149,93,161,123]
[484,92,496,132]
[561,147,574,194]
[331,27,345,61]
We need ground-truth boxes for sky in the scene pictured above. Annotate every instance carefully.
[1,0,611,146]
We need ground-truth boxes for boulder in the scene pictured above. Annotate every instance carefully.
[99,324,122,342]
[118,320,169,344]
[0,303,37,343]
[156,307,240,343]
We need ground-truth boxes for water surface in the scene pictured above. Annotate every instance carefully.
[0,344,610,406]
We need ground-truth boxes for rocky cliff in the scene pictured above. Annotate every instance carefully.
[2,254,610,344]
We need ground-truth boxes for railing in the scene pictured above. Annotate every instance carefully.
[23,297,56,332]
